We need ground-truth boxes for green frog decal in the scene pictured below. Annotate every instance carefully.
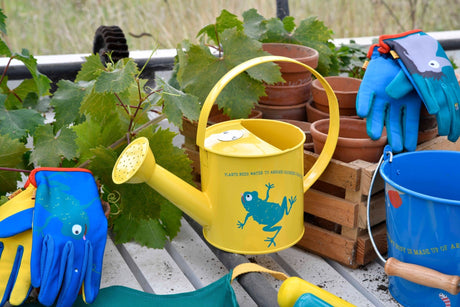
[237,183,296,247]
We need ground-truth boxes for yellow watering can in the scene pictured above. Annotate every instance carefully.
[112,56,340,254]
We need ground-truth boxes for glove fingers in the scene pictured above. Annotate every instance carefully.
[7,230,32,306]
[402,95,422,151]
[386,70,414,99]
[82,241,103,304]
[386,104,404,153]
[36,235,63,307]
[55,242,85,307]
[366,98,387,140]
[356,87,375,118]
[0,241,17,306]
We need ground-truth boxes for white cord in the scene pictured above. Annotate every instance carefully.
[366,152,390,264]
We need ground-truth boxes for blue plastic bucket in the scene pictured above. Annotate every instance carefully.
[380,150,460,306]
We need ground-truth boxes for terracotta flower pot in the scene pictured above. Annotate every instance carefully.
[312,76,361,116]
[306,99,361,123]
[259,80,312,106]
[255,99,308,121]
[310,118,387,163]
[262,43,319,86]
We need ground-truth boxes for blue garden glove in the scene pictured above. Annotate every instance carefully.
[26,168,108,307]
[356,45,422,152]
[379,30,460,141]
[0,186,35,306]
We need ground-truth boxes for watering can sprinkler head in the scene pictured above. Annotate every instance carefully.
[112,137,156,184]
[112,56,340,254]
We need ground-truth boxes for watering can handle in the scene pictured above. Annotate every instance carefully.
[196,56,340,192]
[385,257,460,295]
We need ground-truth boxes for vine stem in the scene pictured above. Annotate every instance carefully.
[0,167,31,173]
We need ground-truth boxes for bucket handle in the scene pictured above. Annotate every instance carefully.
[196,56,340,192]
[367,149,460,295]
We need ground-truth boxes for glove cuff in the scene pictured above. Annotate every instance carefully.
[378,29,423,54]
[25,167,94,188]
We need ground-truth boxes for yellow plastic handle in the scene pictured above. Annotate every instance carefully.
[277,276,356,307]
[196,55,340,192]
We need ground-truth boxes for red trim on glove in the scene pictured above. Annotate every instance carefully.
[25,167,93,188]
[377,29,422,54]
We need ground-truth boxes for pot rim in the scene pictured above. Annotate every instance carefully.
[262,42,319,60]
[312,76,362,95]
[310,118,387,146]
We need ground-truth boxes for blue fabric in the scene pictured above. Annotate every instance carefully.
[356,46,422,152]
[293,293,333,307]
[30,169,107,307]
[383,31,460,142]
[0,208,33,238]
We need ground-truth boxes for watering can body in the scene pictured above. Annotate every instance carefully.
[112,56,340,254]
[200,118,306,253]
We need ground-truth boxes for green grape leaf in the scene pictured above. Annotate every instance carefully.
[0,9,6,35]
[111,214,170,248]
[97,128,190,247]
[12,49,51,96]
[292,17,336,75]
[94,59,138,94]
[51,80,91,130]
[197,9,243,44]
[261,17,293,42]
[4,79,39,109]
[0,40,11,57]
[283,16,296,33]
[30,126,78,167]
[220,29,281,84]
[23,94,51,113]
[158,78,201,128]
[0,95,44,139]
[80,89,118,123]
[177,28,281,118]
[73,113,125,161]
[0,134,27,194]
[242,8,265,39]
[75,54,105,82]
[0,196,8,205]
[159,201,183,240]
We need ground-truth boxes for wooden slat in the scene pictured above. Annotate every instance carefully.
[304,150,361,191]
[357,191,386,229]
[356,222,388,266]
[415,135,460,151]
[304,188,358,228]
[297,222,358,267]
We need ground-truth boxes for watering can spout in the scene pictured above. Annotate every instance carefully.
[112,137,212,227]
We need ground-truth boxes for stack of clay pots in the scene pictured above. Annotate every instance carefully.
[306,76,362,122]
[256,43,319,121]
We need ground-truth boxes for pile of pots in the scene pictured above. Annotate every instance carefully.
[256,43,318,122]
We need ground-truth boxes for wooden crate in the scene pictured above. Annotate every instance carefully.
[297,135,460,268]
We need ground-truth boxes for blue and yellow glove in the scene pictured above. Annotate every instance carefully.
[379,30,460,141]
[356,45,422,152]
[26,168,108,307]
[0,185,35,306]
